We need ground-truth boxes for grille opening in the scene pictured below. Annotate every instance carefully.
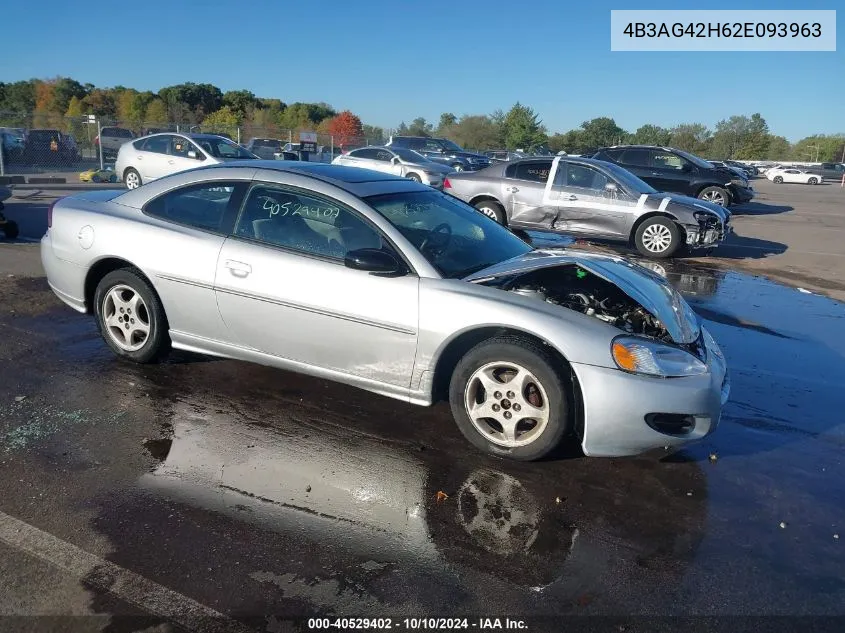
[645,413,696,436]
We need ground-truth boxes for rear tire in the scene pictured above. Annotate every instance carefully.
[449,336,570,461]
[634,216,681,259]
[124,168,142,190]
[406,173,422,182]
[94,269,170,364]
[473,200,506,224]
[3,220,19,240]
[773,176,783,184]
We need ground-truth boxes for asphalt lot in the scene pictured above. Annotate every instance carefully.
[0,177,844,631]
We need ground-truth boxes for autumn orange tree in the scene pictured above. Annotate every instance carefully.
[326,110,363,148]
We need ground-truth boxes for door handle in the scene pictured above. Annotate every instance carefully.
[168,160,175,165]
[508,186,520,192]
[650,172,661,176]
[564,194,577,201]
[225,260,252,277]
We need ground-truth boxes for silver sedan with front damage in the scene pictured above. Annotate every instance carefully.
[445,156,731,259]
[41,161,729,461]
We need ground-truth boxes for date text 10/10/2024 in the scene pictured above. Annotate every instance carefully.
[307,617,528,630]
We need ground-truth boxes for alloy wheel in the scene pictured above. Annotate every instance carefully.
[640,223,673,253]
[702,190,726,205]
[102,284,150,352]
[464,362,550,448]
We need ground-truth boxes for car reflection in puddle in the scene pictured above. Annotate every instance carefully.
[138,398,706,595]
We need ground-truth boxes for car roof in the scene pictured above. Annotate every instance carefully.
[187,160,426,196]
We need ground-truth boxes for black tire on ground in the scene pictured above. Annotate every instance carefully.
[448,336,571,461]
[697,186,731,206]
[808,177,818,185]
[773,176,783,184]
[406,173,422,182]
[473,199,506,224]
[3,220,19,240]
[123,168,142,189]
[93,268,170,364]
[633,216,682,259]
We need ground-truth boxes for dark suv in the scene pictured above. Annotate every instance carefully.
[386,136,490,171]
[592,145,754,207]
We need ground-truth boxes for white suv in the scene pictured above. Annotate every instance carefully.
[116,133,259,189]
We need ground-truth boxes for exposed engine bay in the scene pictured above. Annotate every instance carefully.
[486,265,672,341]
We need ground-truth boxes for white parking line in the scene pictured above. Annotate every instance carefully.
[0,509,255,633]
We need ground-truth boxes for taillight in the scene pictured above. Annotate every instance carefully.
[443,178,452,189]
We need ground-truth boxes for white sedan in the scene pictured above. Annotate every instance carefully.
[766,168,823,185]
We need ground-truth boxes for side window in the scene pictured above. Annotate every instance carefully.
[423,139,444,152]
[144,182,242,233]
[170,137,194,157]
[512,161,552,183]
[140,135,170,154]
[375,150,393,162]
[560,163,609,191]
[651,151,686,170]
[234,185,386,260]
[618,149,649,166]
[351,148,379,159]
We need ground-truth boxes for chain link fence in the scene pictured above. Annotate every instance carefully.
[0,112,391,177]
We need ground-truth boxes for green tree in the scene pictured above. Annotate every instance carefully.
[362,124,385,143]
[83,89,117,118]
[117,89,147,128]
[631,124,671,146]
[765,135,791,160]
[791,134,845,162]
[668,123,711,155]
[501,103,546,149]
[406,117,433,136]
[0,80,37,112]
[53,78,88,114]
[143,98,168,125]
[577,117,625,151]
[437,112,457,133]
[441,115,500,150]
[65,95,83,118]
[202,106,241,132]
[222,90,258,119]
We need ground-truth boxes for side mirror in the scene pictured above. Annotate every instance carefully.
[391,156,400,165]
[187,150,198,159]
[344,248,405,275]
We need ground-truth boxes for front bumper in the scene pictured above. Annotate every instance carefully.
[574,332,729,457]
[729,184,754,204]
[685,218,731,249]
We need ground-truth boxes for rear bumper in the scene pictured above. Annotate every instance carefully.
[40,233,87,313]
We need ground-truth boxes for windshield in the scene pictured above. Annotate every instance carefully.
[196,137,257,159]
[672,148,713,170]
[366,190,532,279]
[438,139,464,152]
[601,161,658,194]
[393,148,432,163]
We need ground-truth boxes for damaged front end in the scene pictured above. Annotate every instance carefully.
[685,211,729,249]
[467,251,704,356]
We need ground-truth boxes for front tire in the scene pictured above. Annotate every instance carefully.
[808,177,818,185]
[473,200,506,224]
[634,216,681,259]
[94,269,170,363]
[452,163,465,172]
[697,186,730,207]
[773,176,783,184]
[124,168,142,190]
[449,336,570,461]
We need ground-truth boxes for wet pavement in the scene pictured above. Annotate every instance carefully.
[0,251,844,631]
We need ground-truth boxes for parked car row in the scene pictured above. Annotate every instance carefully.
[1,127,81,166]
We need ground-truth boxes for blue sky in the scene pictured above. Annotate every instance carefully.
[2,0,841,140]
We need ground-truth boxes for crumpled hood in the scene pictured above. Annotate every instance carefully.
[465,249,701,344]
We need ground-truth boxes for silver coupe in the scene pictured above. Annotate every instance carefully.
[41,162,729,461]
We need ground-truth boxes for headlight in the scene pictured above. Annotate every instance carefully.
[611,336,707,377]
[730,177,748,187]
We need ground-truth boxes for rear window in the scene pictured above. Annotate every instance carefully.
[103,127,133,138]
[618,149,650,166]
[505,161,553,183]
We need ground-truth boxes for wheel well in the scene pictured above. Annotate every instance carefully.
[693,183,726,198]
[123,166,137,180]
[630,212,682,244]
[84,257,144,311]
